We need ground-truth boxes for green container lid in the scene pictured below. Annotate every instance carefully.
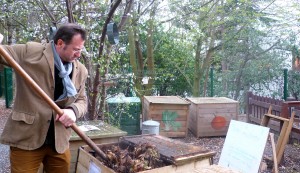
[107,96,140,103]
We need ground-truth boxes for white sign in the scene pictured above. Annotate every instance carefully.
[88,161,102,173]
[218,120,270,173]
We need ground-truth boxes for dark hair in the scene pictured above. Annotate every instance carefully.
[53,23,86,45]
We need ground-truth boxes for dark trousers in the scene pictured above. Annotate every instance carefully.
[10,145,70,173]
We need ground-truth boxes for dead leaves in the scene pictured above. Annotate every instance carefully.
[101,143,165,173]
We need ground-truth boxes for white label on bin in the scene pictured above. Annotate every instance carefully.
[89,161,102,173]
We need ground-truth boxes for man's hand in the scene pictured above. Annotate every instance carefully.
[0,34,3,44]
[56,108,76,127]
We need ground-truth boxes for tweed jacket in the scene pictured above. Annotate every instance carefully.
[0,42,88,153]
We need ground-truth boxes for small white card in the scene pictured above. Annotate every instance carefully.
[78,125,100,132]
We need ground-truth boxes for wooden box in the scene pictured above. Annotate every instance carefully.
[187,97,239,137]
[38,120,127,173]
[142,96,190,137]
[76,137,214,173]
[69,120,127,172]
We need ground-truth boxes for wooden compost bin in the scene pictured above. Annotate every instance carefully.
[187,97,239,137]
[38,120,127,173]
[142,96,190,137]
[76,135,216,173]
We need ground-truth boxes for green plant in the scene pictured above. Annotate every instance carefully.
[162,110,182,131]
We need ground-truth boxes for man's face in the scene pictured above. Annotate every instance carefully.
[56,34,85,63]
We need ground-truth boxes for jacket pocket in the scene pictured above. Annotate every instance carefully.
[11,111,35,124]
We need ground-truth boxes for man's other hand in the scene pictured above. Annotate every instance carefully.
[56,108,77,127]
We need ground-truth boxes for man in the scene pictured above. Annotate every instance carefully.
[0,23,88,173]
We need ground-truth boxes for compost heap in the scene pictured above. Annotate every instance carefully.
[98,142,166,173]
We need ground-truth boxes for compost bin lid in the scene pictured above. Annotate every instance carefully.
[107,95,140,104]
[122,134,216,165]
[142,120,160,126]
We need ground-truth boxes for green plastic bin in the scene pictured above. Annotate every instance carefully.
[107,96,141,135]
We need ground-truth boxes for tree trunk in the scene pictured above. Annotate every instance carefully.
[144,6,156,96]
[86,0,122,120]
[193,38,202,96]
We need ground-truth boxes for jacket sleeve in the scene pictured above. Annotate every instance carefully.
[0,44,27,66]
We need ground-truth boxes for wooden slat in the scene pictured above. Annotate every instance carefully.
[75,162,88,173]
[76,143,212,173]
[260,106,295,168]
[277,112,295,164]
[150,104,189,110]
[269,133,279,173]
[264,114,289,122]
[144,96,190,104]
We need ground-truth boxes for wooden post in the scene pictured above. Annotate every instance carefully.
[269,133,278,173]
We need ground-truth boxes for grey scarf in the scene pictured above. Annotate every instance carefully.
[51,41,77,100]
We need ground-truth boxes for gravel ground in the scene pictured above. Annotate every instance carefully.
[1,98,300,173]
[0,99,11,173]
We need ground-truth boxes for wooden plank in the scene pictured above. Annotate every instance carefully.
[249,115,262,124]
[197,102,238,108]
[144,96,190,104]
[76,144,212,173]
[148,114,187,121]
[187,97,238,104]
[76,162,88,173]
[197,107,238,114]
[159,131,186,137]
[275,121,288,155]
[70,137,123,173]
[277,112,295,164]
[260,114,270,126]
[77,147,116,173]
[147,109,188,116]
[196,115,236,121]
[149,104,189,110]
[269,133,279,173]
[159,120,187,127]
[264,114,289,122]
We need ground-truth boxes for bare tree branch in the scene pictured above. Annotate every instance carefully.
[65,0,75,23]
[39,0,57,26]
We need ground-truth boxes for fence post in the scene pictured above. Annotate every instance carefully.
[246,91,252,123]
[4,67,13,108]
[283,68,288,101]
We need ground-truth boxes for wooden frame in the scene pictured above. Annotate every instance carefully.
[260,106,295,169]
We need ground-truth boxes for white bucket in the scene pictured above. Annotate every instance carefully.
[142,120,160,135]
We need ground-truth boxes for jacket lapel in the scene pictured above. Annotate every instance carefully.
[43,43,55,80]
[71,60,79,86]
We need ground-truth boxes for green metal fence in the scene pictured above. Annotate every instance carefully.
[0,67,13,108]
